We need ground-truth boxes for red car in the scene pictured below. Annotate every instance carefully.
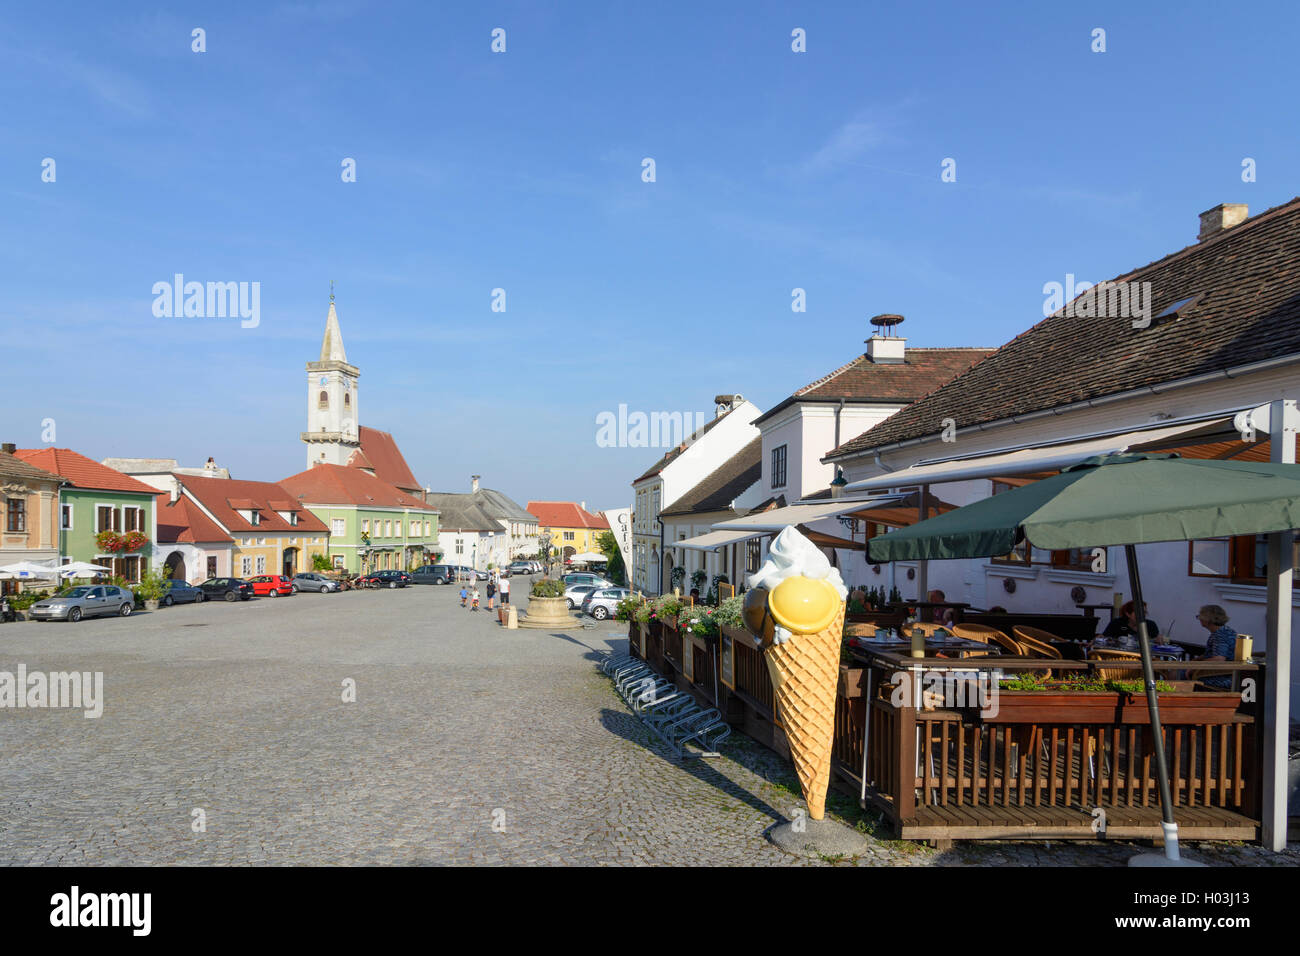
[247,574,295,597]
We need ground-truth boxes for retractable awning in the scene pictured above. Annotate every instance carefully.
[671,528,764,551]
[845,414,1243,492]
[712,495,906,532]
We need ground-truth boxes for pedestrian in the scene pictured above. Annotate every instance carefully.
[499,573,510,605]
[471,586,480,611]
[459,585,468,608]
[487,576,496,610]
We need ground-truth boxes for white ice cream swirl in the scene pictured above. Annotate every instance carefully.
[745,525,848,644]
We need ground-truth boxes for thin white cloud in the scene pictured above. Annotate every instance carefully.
[801,113,891,174]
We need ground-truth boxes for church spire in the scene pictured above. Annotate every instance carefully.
[320,285,348,363]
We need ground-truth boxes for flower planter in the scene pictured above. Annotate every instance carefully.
[144,599,160,611]
[986,690,1244,725]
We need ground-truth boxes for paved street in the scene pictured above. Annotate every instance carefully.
[0,581,1294,866]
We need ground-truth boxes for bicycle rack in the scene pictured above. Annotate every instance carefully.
[598,652,729,760]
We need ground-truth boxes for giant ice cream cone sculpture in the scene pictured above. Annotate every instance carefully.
[745,527,848,821]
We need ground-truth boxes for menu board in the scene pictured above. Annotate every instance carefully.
[720,632,735,689]
[682,635,695,681]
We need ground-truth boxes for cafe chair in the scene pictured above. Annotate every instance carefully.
[1087,648,1141,682]
[953,623,1022,656]
[1011,627,1063,678]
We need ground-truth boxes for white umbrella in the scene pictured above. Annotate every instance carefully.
[569,552,606,563]
[60,561,111,578]
[0,561,59,580]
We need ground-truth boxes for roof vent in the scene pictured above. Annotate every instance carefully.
[1,442,15,455]
[865,314,906,364]
[715,394,743,418]
[1198,203,1248,241]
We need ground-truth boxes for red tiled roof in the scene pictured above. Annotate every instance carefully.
[154,492,230,544]
[15,448,158,495]
[526,501,609,530]
[752,348,994,428]
[350,426,421,492]
[828,197,1300,459]
[279,463,436,511]
[0,450,65,486]
[179,475,331,534]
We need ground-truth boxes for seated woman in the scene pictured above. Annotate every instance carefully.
[1102,600,1159,642]
[926,589,955,627]
[1192,604,1237,689]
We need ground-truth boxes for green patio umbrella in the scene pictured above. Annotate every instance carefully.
[868,453,1300,862]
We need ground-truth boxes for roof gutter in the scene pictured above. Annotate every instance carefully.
[824,351,1300,465]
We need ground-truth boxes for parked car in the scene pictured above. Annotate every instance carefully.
[292,572,340,593]
[451,565,488,581]
[359,570,410,589]
[562,572,613,590]
[198,578,255,602]
[506,561,533,577]
[30,584,136,622]
[581,586,632,620]
[411,565,455,585]
[161,580,205,606]
[563,583,598,609]
[247,574,295,597]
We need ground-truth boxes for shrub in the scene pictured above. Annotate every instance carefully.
[133,569,173,603]
[312,554,333,572]
[530,578,564,598]
[614,596,641,621]
[653,595,683,621]
[632,600,654,624]
[678,604,719,638]
[713,594,744,629]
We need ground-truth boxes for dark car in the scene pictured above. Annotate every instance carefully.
[198,577,254,602]
[161,580,205,606]
[359,570,410,589]
[411,565,454,585]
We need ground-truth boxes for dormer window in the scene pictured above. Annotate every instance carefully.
[249,510,261,526]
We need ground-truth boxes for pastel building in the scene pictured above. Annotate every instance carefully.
[0,445,64,594]
[526,501,610,562]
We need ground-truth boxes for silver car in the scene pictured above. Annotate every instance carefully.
[563,583,598,609]
[30,585,135,622]
[293,572,340,593]
[582,587,632,620]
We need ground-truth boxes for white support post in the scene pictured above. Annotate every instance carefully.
[916,484,931,602]
[1262,398,1296,851]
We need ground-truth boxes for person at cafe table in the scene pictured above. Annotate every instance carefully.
[1102,600,1159,642]
[1191,604,1238,690]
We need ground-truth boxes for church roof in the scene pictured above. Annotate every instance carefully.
[320,300,347,363]
[350,427,421,493]
[279,464,436,511]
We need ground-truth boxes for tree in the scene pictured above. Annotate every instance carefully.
[597,530,626,585]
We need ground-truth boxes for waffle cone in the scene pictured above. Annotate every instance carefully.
[763,608,843,821]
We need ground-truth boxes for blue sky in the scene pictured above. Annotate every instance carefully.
[2,1,1296,509]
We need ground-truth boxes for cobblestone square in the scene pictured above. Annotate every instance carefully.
[0,585,1293,866]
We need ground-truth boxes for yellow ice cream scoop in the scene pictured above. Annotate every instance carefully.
[767,575,842,633]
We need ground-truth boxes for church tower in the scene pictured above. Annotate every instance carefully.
[300,289,361,468]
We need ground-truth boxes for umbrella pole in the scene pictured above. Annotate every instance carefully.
[1125,544,1180,862]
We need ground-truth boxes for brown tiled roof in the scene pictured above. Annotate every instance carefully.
[15,448,158,495]
[526,501,610,529]
[753,347,994,426]
[0,450,64,486]
[350,426,421,493]
[632,408,736,484]
[278,464,435,512]
[155,492,230,544]
[828,198,1300,459]
[660,437,762,517]
[179,475,331,534]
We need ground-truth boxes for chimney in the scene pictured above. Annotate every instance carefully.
[714,394,743,418]
[865,314,906,364]
[205,456,216,470]
[1198,203,1248,241]
[471,474,480,494]
[170,483,179,503]
[580,501,586,512]
[1,442,14,455]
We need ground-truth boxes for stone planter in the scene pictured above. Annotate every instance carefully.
[144,599,160,611]
[517,595,581,630]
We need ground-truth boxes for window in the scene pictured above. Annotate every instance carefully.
[1048,548,1094,571]
[289,512,298,526]
[5,498,25,532]
[343,392,351,407]
[318,390,329,409]
[249,510,260,526]
[362,519,370,535]
[123,506,144,532]
[455,540,464,555]
[771,444,787,489]
[241,556,253,576]
[60,504,73,530]
[746,538,761,573]
[96,505,120,533]
[411,521,418,536]
[256,555,266,574]
[989,481,1037,564]
[332,555,344,569]
[207,556,218,578]
[564,531,575,541]
[331,518,345,536]
[1187,534,1300,582]
[424,521,431,536]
